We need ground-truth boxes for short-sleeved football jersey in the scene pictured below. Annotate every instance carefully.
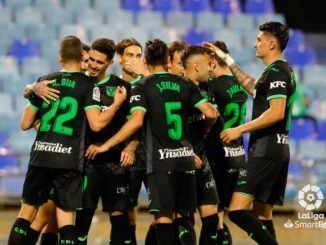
[28,71,100,171]
[249,59,296,161]
[206,75,248,161]
[86,74,131,164]
[130,72,206,173]
[188,81,216,158]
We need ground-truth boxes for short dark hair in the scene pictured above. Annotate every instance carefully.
[116,38,142,55]
[82,43,90,52]
[181,45,210,68]
[211,40,229,67]
[145,39,168,66]
[168,40,188,61]
[59,36,83,62]
[91,38,116,60]
[259,21,289,51]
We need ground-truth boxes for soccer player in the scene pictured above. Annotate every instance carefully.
[81,43,90,72]
[116,38,145,245]
[204,22,296,245]
[85,38,218,244]
[74,38,134,245]
[8,36,127,245]
[167,40,187,76]
[206,40,248,244]
[181,45,220,245]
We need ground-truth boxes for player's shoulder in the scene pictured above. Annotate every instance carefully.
[109,74,131,89]
[37,71,62,82]
[267,59,292,75]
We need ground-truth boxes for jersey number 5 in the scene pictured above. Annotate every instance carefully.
[39,96,78,136]
[165,102,182,140]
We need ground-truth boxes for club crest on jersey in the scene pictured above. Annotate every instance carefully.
[92,87,100,102]
[105,86,116,97]
[270,81,286,89]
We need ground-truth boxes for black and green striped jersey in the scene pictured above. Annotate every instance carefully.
[251,59,296,143]
[130,72,206,173]
[86,74,131,165]
[28,71,101,171]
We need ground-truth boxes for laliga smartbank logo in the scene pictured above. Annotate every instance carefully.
[284,184,325,229]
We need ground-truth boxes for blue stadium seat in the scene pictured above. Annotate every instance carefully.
[44,7,74,29]
[287,29,305,50]
[7,130,36,153]
[77,10,104,33]
[0,92,13,116]
[4,0,31,11]
[0,72,22,96]
[255,13,285,25]
[107,10,134,29]
[289,118,318,140]
[0,6,12,24]
[137,11,164,30]
[0,56,19,73]
[59,24,88,42]
[120,26,150,46]
[123,0,152,12]
[212,0,241,15]
[0,152,19,169]
[285,46,317,68]
[150,27,180,44]
[33,0,62,11]
[244,0,274,14]
[227,14,255,32]
[230,48,254,66]
[298,140,326,160]
[62,0,90,13]
[93,0,121,13]
[184,28,213,45]
[0,130,8,145]
[242,28,258,47]
[90,25,121,42]
[8,38,40,66]
[213,28,242,50]
[317,120,326,140]
[241,61,264,79]
[152,0,181,15]
[303,65,326,84]
[15,7,43,26]
[184,0,211,13]
[196,12,224,32]
[167,12,194,35]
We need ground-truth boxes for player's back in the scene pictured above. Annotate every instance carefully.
[28,71,98,171]
[131,72,205,173]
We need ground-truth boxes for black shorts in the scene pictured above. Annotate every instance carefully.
[196,157,219,207]
[82,164,130,212]
[22,165,83,211]
[129,167,147,208]
[147,171,196,216]
[210,155,245,209]
[234,157,289,206]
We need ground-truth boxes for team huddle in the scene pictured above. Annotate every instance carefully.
[8,21,296,245]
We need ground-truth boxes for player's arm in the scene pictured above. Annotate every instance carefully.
[203,42,256,94]
[85,86,127,132]
[221,98,285,143]
[86,109,145,159]
[23,80,60,103]
[120,137,140,167]
[197,101,219,131]
[20,102,38,131]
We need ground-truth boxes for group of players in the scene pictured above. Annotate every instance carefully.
[8,21,296,245]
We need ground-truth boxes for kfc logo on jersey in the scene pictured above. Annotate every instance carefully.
[270,81,286,89]
[130,95,141,103]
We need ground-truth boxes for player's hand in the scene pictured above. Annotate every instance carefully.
[202,42,227,60]
[120,149,135,168]
[220,127,242,143]
[113,86,127,106]
[194,154,202,169]
[85,143,110,160]
[33,80,60,104]
[125,59,149,77]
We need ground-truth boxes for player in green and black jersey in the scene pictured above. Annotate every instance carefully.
[206,40,248,244]
[8,36,116,245]
[116,38,147,245]
[85,39,218,244]
[204,22,296,245]
[74,38,135,245]
[181,45,220,245]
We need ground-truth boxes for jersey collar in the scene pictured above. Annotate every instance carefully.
[95,74,111,86]
[265,58,287,69]
[130,75,142,86]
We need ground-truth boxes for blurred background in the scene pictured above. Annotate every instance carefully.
[0,0,325,244]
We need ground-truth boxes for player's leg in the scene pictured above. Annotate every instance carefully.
[8,166,50,245]
[252,201,276,238]
[40,209,59,245]
[174,212,196,245]
[53,169,83,245]
[196,159,219,245]
[105,171,132,245]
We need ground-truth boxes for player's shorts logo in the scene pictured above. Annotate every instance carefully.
[298,184,324,211]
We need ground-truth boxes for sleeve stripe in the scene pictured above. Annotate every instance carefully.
[267,94,287,100]
[194,98,207,108]
[84,105,101,110]
[130,106,147,113]
[27,100,39,111]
